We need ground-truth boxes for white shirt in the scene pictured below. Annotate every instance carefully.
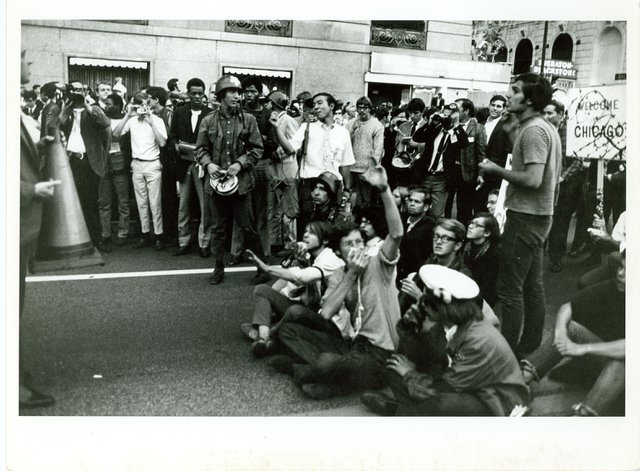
[121,114,167,160]
[289,120,355,180]
[190,109,202,133]
[484,116,500,142]
[429,129,448,173]
[66,109,86,153]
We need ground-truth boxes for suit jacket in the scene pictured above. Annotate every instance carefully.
[20,116,44,249]
[412,123,469,185]
[485,115,514,183]
[39,101,59,139]
[459,118,487,183]
[22,101,44,121]
[60,104,111,177]
[169,105,212,181]
[397,213,437,283]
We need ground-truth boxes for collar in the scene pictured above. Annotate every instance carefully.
[407,213,425,226]
[320,122,335,131]
[220,106,241,119]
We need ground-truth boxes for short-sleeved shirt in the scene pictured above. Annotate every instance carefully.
[505,115,562,216]
[289,121,355,180]
[121,115,167,160]
[571,279,625,341]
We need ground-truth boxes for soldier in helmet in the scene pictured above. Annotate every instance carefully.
[195,75,269,285]
[309,171,341,223]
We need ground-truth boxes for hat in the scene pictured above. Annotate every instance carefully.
[209,174,239,196]
[444,103,459,112]
[418,265,479,300]
[391,153,414,169]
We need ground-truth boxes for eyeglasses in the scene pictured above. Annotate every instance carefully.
[432,234,457,243]
[468,221,485,228]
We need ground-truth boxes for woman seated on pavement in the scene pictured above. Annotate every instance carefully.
[241,220,343,358]
[463,213,501,307]
[520,250,626,416]
[361,265,529,416]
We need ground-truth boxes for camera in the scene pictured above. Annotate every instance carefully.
[128,103,152,116]
[63,84,86,108]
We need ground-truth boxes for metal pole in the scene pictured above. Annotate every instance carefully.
[540,21,549,75]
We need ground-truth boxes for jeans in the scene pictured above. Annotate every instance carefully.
[231,162,271,256]
[526,321,625,415]
[250,284,299,327]
[496,210,552,356]
[421,174,448,218]
[131,159,163,235]
[177,163,211,249]
[98,172,130,239]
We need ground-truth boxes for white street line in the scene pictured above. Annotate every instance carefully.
[25,265,266,282]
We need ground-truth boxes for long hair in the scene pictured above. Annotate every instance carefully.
[474,212,501,246]
[418,289,483,327]
[305,220,332,246]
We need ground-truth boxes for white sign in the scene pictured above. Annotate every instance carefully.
[565,85,626,160]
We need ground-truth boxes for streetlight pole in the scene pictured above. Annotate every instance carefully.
[540,21,549,75]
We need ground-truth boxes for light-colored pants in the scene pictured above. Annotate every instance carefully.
[131,158,163,235]
[178,163,211,249]
[98,172,130,239]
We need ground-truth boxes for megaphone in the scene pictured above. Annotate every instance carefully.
[30,123,104,273]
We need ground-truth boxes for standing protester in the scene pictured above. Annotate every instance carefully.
[394,98,427,187]
[345,96,384,210]
[113,91,168,250]
[38,81,61,139]
[170,78,212,257]
[21,90,43,121]
[19,50,60,408]
[95,81,112,111]
[59,80,111,252]
[479,73,562,356]
[195,75,269,285]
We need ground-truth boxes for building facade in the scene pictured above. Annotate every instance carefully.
[21,20,511,108]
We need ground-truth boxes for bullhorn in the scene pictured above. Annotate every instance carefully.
[30,123,104,272]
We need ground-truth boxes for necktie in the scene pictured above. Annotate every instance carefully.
[410,123,416,136]
[429,131,448,173]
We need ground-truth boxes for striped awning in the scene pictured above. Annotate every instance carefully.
[69,57,148,70]
[222,67,291,79]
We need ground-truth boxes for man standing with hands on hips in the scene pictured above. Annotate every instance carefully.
[478,73,562,357]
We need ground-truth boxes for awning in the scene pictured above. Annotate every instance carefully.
[222,67,291,79]
[69,57,148,70]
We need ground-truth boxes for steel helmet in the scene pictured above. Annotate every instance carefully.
[267,90,289,110]
[311,171,340,201]
[214,75,243,96]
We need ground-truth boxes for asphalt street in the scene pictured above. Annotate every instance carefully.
[19,227,602,417]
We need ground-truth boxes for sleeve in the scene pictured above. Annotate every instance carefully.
[169,109,179,142]
[154,115,168,139]
[339,129,356,166]
[20,181,37,208]
[476,123,487,163]
[403,370,438,399]
[520,126,550,165]
[195,114,213,167]
[236,114,263,170]
[281,116,300,140]
[88,105,111,129]
[121,119,131,135]
[288,122,307,152]
[373,122,384,164]
[442,333,494,390]
[287,266,324,285]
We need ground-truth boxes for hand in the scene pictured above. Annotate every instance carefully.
[346,247,369,276]
[362,156,388,192]
[400,278,422,300]
[475,174,484,191]
[207,163,223,179]
[385,354,416,377]
[269,112,279,127]
[478,158,500,176]
[126,105,138,118]
[554,336,587,357]
[34,179,61,198]
[35,135,55,154]
[293,242,310,265]
[245,249,269,271]
[591,214,606,231]
[226,162,242,177]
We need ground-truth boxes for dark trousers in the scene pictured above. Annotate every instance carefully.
[297,178,316,237]
[548,172,587,263]
[444,165,475,226]
[161,156,179,241]
[70,156,101,243]
[208,191,266,266]
[496,210,552,356]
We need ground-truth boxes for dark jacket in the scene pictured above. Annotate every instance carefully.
[412,123,469,186]
[464,241,501,307]
[60,104,111,177]
[169,105,211,181]
[22,101,44,121]
[484,115,514,184]
[20,117,45,249]
[459,118,487,183]
[397,214,436,283]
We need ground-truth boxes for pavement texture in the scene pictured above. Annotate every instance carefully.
[19,227,620,417]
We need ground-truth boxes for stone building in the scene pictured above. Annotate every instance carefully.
[21,20,511,108]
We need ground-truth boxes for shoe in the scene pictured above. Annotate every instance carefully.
[251,271,271,285]
[293,364,315,386]
[240,323,259,341]
[251,338,275,358]
[549,261,562,273]
[360,390,398,416]
[199,247,212,258]
[154,239,165,251]
[115,236,127,246]
[301,383,338,400]
[96,238,112,253]
[132,235,151,249]
[228,254,244,266]
[19,384,55,409]
[173,245,192,256]
[266,355,297,376]
[209,266,225,285]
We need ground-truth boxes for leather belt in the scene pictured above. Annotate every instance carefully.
[427,171,445,176]
[68,152,86,160]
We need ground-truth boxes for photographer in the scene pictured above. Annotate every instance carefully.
[59,80,111,251]
[361,265,529,416]
[113,91,167,250]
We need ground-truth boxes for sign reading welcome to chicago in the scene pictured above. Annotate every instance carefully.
[566,85,626,160]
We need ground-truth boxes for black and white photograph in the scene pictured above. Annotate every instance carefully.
[6,1,640,470]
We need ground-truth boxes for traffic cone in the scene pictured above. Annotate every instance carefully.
[30,125,104,273]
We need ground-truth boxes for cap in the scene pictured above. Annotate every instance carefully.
[418,265,479,300]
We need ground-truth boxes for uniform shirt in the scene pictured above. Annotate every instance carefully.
[290,121,355,180]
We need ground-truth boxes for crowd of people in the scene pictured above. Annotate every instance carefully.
[20,50,626,416]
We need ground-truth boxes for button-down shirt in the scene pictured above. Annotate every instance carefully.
[290,120,355,180]
[484,116,499,142]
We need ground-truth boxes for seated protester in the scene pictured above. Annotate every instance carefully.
[463,213,501,306]
[398,218,470,313]
[361,265,529,416]
[276,159,404,399]
[521,250,625,416]
[241,221,343,358]
[391,185,409,217]
[486,188,499,215]
[354,205,388,255]
[396,186,436,284]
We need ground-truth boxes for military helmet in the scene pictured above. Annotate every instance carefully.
[312,171,340,201]
[214,75,243,96]
[267,90,290,110]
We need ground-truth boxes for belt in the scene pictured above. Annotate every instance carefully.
[132,158,159,161]
[427,171,445,176]
[68,152,86,160]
